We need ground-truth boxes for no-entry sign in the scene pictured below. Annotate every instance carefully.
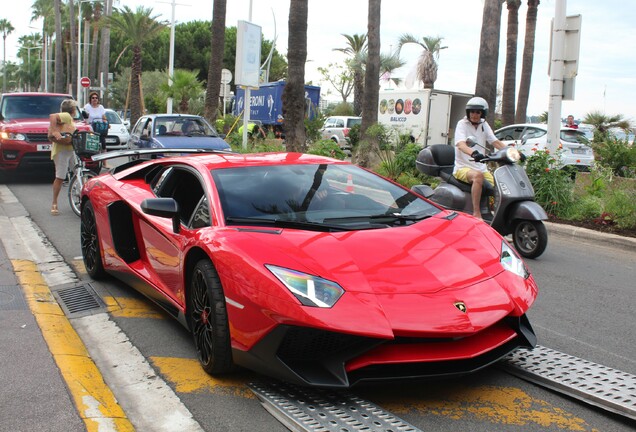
[80,76,91,88]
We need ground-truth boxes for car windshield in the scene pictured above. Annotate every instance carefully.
[1,95,82,120]
[104,111,123,125]
[213,163,441,231]
[154,117,219,137]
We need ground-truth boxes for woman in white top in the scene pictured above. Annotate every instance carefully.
[83,91,107,124]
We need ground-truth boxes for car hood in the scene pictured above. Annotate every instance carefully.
[154,135,230,150]
[223,213,533,335]
[255,214,504,294]
[1,118,90,132]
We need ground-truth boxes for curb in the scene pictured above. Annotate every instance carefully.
[544,221,636,251]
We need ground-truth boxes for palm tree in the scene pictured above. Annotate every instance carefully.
[31,0,55,92]
[516,0,540,124]
[281,0,308,152]
[397,34,447,89]
[160,69,204,113]
[358,0,381,168]
[18,34,43,91]
[0,18,15,94]
[475,0,504,125]
[334,33,367,115]
[107,6,166,126]
[204,0,227,122]
[502,0,521,126]
[378,51,406,85]
[583,111,632,138]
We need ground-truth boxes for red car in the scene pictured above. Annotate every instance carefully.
[81,150,538,388]
[0,92,92,175]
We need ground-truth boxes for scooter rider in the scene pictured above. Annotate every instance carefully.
[453,97,506,219]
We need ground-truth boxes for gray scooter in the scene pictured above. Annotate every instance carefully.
[412,138,548,258]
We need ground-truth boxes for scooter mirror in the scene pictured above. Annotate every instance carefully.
[466,136,478,147]
[521,134,529,145]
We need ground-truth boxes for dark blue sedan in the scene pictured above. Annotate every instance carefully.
[128,114,231,154]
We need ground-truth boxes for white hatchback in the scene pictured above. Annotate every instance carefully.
[494,123,594,170]
[103,109,130,150]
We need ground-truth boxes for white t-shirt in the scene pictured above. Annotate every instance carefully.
[83,103,106,123]
[453,117,498,174]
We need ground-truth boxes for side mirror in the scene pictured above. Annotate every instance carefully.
[466,136,478,147]
[140,133,150,141]
[521,134,529,146]
[141,198,180,233]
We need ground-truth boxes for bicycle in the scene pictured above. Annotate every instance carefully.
[66,130,101,216]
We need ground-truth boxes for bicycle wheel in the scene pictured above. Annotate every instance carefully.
[68,171,97,216]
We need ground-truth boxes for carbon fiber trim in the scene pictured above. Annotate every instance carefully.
[249,381,421,432]
[501,345,636,420]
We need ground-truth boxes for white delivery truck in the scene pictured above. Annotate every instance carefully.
[378,88,473,146]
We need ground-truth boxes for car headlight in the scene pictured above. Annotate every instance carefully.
[501,241,529,279]
[266,265,344,308]
[0,131,26,141]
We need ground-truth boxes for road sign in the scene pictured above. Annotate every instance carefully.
[80,76,91,88]
[221,69,232,84]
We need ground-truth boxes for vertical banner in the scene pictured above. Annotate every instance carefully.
[235,20,262,88]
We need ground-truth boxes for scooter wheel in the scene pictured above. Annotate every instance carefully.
[512,220,548,259]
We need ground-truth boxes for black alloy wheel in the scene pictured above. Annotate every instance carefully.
[188,259,234,375]
[80,201,106,279]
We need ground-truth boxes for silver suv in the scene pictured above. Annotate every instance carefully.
[320,116,361,155]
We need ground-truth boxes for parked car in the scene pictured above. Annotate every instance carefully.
[320,116,361,155]
[81,149,538,388]
[127,114,231,155]
[0,92,92,175]
[103,109,130,150]
[494,123,594,170]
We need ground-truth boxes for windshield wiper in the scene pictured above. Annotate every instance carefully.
[325,212,433,225]
[225,216,351,232]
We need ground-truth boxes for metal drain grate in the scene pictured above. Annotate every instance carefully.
[53,283,106,318]
[249,381,421,432]
[501,345,636,420]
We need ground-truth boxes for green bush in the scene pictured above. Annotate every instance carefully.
[524,149,576,217]
[592,135,636,178]
[604,189,636,229]
[306,139,347,160]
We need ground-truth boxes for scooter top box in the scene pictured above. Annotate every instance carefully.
[416,145,455,177]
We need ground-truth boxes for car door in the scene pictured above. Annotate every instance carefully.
[139,166,209,306]
[129,116,150,149]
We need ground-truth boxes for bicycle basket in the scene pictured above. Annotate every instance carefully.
[91,120,109,135]
[72,131,101,156]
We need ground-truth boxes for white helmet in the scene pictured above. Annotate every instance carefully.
[466,97,489,119]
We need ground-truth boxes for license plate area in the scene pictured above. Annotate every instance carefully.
[37,144,52,151]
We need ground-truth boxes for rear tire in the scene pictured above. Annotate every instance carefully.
[68,171,96,216]
[81,200,106,279]
[513,220,548,259]
[188,259,234,375]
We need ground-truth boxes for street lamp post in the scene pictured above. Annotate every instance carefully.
[77,0,103,106]
[25,45,43,92]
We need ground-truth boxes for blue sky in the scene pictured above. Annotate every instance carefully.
[6,0,635,121]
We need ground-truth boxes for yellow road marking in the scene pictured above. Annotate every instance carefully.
[12,259,134,432]
[151,357,255,398]
[359,382,594,431]
[102,295,166,319]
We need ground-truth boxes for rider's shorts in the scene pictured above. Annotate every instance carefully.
[454,168,494,187]
[53,148,74,180]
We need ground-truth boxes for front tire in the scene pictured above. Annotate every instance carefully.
[68,171,96,216]
[513,220,548,259]
[81,201,106,279]
[188,259,234,375]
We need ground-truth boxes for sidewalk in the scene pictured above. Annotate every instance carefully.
[0,215,85,431]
